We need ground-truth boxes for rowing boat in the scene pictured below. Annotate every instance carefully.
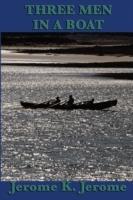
[20,99,117,110]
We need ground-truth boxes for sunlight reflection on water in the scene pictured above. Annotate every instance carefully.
[1,66,133,181]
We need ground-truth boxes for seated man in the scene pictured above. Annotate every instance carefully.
[42,97,61,107]
[91,98,94,103]
[67,95,74,106]
[54,97,61,104]
[84,98,94,105]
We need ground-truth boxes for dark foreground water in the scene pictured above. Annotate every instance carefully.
[1,65,133,181]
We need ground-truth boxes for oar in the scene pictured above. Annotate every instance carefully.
[42,98,55,104]
[82,98,95,104]
[43,95,68,105]
[48,100,67,108]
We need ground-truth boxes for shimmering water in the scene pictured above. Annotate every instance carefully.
[1,52,133,181]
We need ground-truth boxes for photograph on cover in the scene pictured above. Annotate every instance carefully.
[1,33,133,181]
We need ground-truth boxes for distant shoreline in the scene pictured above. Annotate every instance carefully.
[2,61,133,68]
[3,44,133,56]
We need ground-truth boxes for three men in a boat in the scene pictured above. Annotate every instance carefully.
[49,95,74,106]
[46,95,94,107]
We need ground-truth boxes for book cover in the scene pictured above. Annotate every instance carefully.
[0,0,133,200]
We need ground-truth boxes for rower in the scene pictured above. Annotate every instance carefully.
[53,96,61,104]
[84,98,94,105]
[67,95,74,106]
[91,98,94,103]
